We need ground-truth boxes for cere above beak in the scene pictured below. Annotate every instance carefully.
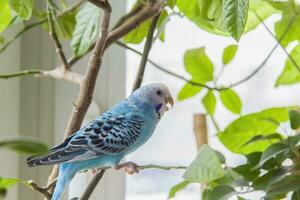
[165,95,174,110]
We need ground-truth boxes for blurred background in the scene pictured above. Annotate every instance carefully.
[1,0,300,199]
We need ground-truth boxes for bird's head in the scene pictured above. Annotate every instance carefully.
[128,83,174,119]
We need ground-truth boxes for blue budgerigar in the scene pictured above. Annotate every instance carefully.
[26,83,174,200]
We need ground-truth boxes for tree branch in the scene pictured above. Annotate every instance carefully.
[80,169,105,200]
[132,13,161,91]
[47,2,70,70]
[46,0,112,196]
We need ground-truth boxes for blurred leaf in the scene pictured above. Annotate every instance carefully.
[274,2,300,47]
[55,11,77,39]
[202,188,211,200]
[276,44,300,86]
[167,0,176,8]
[219,89,242,114]
[292,190,300,200]
[167,181,189,199]
[214,168,246,187]
[202,90,216,115]
[234,164,260,181]
[223,0,249,41]
[215,150,226,164]
[266,175,300,197]
[243,133,283,147]
[0,138,48,154]
[10,0,34,20]
[157,9,168,42]
[207,185,236,200]
[183,145,224,182]
[255,143,290,168]
[245,0,279,33]
[289,109,300,130]
[222,45,238,65]
[71,3,100,56]
[0,178,25,189]
[177,83,202,101]
[246,152,261,166]
[124,19,151,44]
[0,0,12,33]
[184,47,214,83]
[219,107,289,154]
[0,36,4,44]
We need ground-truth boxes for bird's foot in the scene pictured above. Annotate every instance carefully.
[114,161,139,175]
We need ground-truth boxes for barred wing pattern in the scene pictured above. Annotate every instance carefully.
[26,110,144,166]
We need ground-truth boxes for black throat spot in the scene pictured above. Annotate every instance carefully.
[155,103,163,114]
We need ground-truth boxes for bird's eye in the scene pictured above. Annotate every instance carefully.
[156,90,162,96]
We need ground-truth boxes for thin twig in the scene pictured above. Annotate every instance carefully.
[0,69,41,79]
[254,11,300,72]
[228,14,297,88]
[80,170,105,200]
[47,2,70,70]
[132,13,161,91]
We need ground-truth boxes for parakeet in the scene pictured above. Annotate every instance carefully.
[26,83,174,200]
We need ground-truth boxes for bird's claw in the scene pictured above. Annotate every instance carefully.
[114,161,139,175]
[89,168,100,175]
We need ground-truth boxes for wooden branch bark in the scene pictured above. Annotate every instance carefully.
[46,0,112,196]
[132,13,160,91]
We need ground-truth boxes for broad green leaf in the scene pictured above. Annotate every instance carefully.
[289,109,300,130]
[243,133,283,147]
[245,0,279,33]
[184,47,214,83]
[157,10,168,42]
[276,44,300,86]
[183,145,224,182]
[71,3,100,56]
[202,188,212,200]
[255,143,290,168]
[202,90,216,115]
[167,181,189,199]
[10,0,34,20]
[167,0,176,8]
[292,190,300,200]
[177,83,202,101]
[207,185,236,200]
[219,89,242,114]
[218,107,289,154]
[223,0,249,41]
[0,0,11,33]
[246,152,261,166]
[0,138,48,154]
[222,45,238,65]
[176,0,227,35]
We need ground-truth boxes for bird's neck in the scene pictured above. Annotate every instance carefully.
[126,97,157,119]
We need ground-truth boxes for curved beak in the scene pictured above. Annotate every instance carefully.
[165,95,174,110]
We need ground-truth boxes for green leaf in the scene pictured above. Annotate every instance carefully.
[123,19,151,44]
[167,181,189,199]
[233,164,260,181]
[183,145,224,182]
[292,190,300,200]
[0,0,12,33]
[10,0,34,20]
[243,133,283,147]
[218,107,289,154]
[255,143,290,168]
[71,3,100,56]
[223,0,249,41]
[246,152,261,166]
[222,45,238,65]
[176,0,227,35]
[177,83,202,101]
[207,185,236,200]
[202,90,216,115]
[289,109,300,130]
[0,178,25,190]
[266,175,300,197]
[275,4,300,47]
[276,44,300,86]
[219,89,242,114]
[55,11,77,39]
[157,10,168,42]
[0,138,48,154]
[184,47,214,83]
